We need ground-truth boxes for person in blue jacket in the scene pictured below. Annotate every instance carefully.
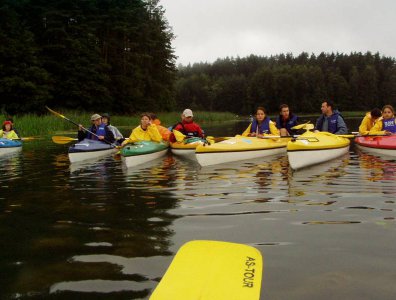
[315,100,348,134]
[78,113,115,143]
[275,104,299,136]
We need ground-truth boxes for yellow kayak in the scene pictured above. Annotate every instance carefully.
[196,135,289,166]
[287,130,350,170]
[170,137,209,160]
[150,240,263,300]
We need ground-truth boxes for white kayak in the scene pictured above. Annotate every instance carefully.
[287,130,350,170]
[68,139,117,163]
[195,135,288,167]
[0,138,22,157]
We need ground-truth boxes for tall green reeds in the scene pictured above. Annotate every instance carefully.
[2,110,237,137]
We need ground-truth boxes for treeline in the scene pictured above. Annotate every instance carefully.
[0,0,176,115]
[174,52,396,115]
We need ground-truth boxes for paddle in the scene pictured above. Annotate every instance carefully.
[51,136,78,144]
[173,130,230,143]
[46,106,117,147]
[150,240,263,300]
[10,136,40,141]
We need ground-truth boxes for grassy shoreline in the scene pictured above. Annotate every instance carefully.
[1,111,237,137]
[1,110,366,137]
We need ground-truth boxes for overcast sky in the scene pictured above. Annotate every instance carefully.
[160,0,396,65]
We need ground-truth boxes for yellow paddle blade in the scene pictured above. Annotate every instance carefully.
[150,240,263,300]
[173,130,186,142]
[291,122,314,131]
[52,136,78,144]
[46,106,66,119]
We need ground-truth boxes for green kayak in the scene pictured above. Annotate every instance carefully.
[121,141,169,168]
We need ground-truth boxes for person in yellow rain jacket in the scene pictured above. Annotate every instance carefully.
[242,106,279,137]
[122,113,162,146]
[0,120,19,140]
[149,113,171,141]
[358,108,382,135]
[369,104,396,135]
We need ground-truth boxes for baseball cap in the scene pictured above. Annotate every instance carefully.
[183,109,193,117]
[90,113,102,121]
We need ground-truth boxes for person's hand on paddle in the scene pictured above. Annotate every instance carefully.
[98,135,105,140]
[78,124,84,131]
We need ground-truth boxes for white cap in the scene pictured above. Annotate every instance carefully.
[183,109,193,117]
[90,113,102,121]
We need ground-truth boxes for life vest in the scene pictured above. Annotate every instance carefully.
[382,118,396,133]
[316,112,341,134]
[87,123,106,140]
[275,114,298,133]
[251,117,271,134]
[173,122,200,138]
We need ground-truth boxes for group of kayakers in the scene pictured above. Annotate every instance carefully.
[74,109,205,146]
[2,101,395,145]
[243,100,396,138]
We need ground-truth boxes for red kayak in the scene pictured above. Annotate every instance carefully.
[355,135,396,157]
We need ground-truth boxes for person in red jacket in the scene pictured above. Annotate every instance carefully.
[169,109,204,142]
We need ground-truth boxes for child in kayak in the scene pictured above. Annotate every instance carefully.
[369,105,396,135]
[0,120,19,140]
[242,107,279,137]
[122,113,162,146]
[101,113,125,144]
[358,108,382,135]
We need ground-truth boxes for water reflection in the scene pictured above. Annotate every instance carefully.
[0,153,23,184]
[1,129,396,299]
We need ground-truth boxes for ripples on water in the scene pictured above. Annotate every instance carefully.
[0,141,395,299]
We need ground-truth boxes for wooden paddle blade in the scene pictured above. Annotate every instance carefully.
[52,136,77,144]
[150,240,263,300]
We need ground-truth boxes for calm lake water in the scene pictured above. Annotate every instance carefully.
[1,119,395,300]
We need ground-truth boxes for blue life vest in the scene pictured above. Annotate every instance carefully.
[275,114,298,133]
[250,117,270,134]
[316,112,340,134]
[382,118,396,133]
[87,123,106,140]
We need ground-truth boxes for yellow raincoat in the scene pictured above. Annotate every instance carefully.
[0,130,19,140]
[125,124,162,144]
[358,112,381,135]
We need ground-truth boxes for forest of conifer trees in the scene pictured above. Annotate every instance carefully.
[0,0,176,115]
[174,52,396,115]
[1,1,396,116]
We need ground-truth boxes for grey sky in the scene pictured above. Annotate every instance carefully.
[160,0,396,65]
